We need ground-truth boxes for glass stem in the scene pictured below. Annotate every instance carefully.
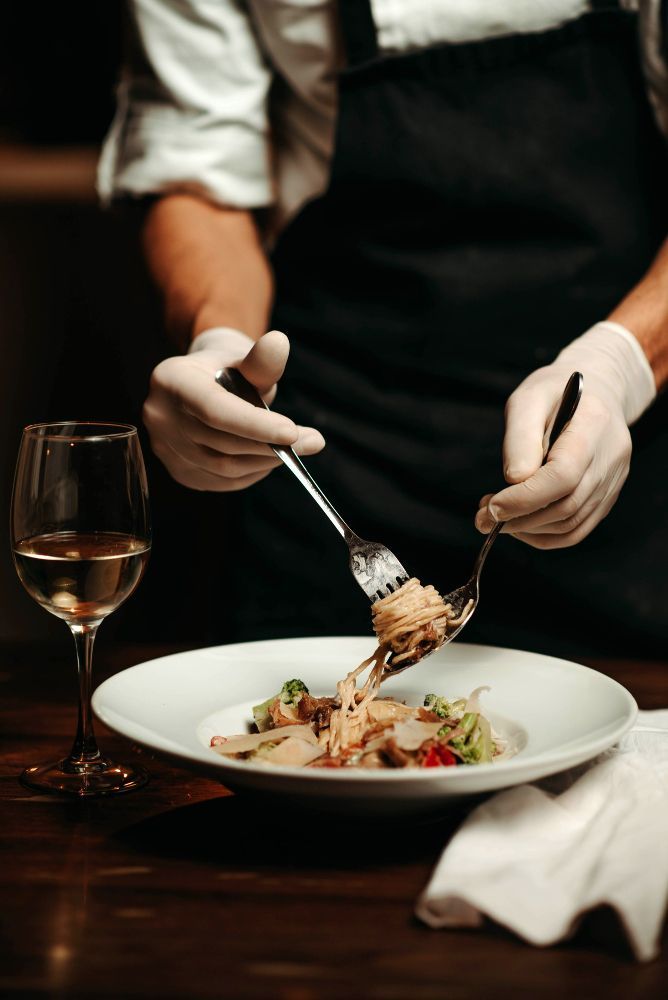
[67,622,102,767]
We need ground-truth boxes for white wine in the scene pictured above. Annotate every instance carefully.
[14,531,150,623]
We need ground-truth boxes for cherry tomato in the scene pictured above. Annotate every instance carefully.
[422,744,457,768]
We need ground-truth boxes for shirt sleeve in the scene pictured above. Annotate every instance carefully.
[97,0,274,208]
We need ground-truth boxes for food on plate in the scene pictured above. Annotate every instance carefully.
[372,577,473,667]
[210,676,501,769]
[209,577,490,769]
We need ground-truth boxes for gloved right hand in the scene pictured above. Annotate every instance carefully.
[143,327,325,491]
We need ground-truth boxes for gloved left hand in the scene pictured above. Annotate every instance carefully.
[475,322,656,549]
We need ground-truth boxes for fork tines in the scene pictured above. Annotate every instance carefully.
[374,574,409,602]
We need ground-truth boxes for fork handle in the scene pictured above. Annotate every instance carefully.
[215,367,357,542]
[271,444,355,541]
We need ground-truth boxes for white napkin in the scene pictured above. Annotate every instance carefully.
[416,710,668,961]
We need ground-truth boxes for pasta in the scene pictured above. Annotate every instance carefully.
[210,579,494,770]
[327,645,386,755]
[372,577,473,667]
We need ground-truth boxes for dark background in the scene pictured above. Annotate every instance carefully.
[1,4,667,659]
[0,2,234,646]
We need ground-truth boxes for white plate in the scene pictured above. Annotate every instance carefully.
[92,637,637,812]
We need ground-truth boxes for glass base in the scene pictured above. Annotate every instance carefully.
[21,755,148,797]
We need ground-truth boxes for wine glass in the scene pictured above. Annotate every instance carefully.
[11,422,151,796]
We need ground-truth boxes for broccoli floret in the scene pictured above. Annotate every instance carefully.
[450,736,481,764]
[423,694,452,719]
[280,678,309,706]
[252,679,309,731]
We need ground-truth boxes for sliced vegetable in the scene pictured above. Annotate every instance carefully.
[390,718,443,751]
[269,700,301,728]
[255,736,325,766]
[464,685,490,715]
[252,694,279,732]
[367,699,415,723]
[475,713,494,763]
[460,712,478,736]
[210,724,319,756]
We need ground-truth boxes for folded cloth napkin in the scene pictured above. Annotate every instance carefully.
[416,710,668,961]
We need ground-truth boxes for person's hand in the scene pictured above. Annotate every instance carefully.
[475,322,656,549]
[143,327,325,491]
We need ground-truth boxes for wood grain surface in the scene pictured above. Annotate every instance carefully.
[0,641,666,999]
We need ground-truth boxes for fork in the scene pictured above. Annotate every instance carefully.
[382,370,584,676]
[215,367,410,601]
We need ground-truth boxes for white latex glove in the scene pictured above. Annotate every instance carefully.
[475,322,656,549]
[143,327,324,491]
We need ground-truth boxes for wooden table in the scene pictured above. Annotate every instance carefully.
[1,642,666,998]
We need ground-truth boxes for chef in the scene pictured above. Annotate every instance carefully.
[100,1,668,656]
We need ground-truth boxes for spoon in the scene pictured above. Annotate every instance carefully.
[383,370,584,677]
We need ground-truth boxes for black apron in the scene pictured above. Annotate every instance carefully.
[229,0,668,659]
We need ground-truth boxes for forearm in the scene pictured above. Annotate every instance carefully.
[142,194,273,349]
[607,236,668,392]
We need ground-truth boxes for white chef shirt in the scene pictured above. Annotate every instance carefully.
[98,1,668,233]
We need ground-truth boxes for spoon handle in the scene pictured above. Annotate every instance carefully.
[473,370,584,577]
[547,371,583,454]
